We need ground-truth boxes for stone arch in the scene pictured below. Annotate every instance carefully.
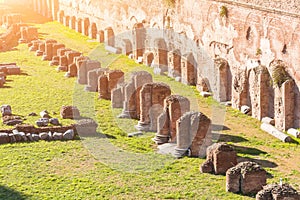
[82,17,90,36]
[206,3,220,29]
[130,16,138,23]
[76,18,82,33]
[132,22,146,60]
[57,10,64,24]
[105,27,115,47]
[69,16,76,29]
[168,49,181,78]
[233,12,262,61]
[97,30,104,43]
[63,15,70,27]
[89,22,97,39]
[143,51,154,67]
[212,58,232,102]
[267,18,286,59]
[181,52,196,85]
[151,22,160,29]
[122,39,133,56]
[153,38,168,73]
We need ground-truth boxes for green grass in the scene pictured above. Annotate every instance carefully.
[0,15,299,199]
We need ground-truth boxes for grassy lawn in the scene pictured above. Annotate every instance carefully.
[0,9,299,200]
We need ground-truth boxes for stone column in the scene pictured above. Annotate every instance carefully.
[153,38,168,74]
[63,16,70,27]
[168,49,181,78]
[66,51,81,66]
[181,52,195,85]
[175,111,212,158]
[69,17,76,29]
[132,23,145,60]
[118,71,153,119]
[213,58,231,102]
[42,39,57,61]
[86,68,107,92]
[105,27,115,47]
[247,66,270,120]
[98,75,108,99]
[135,82,171,132]
[274,80,295,131]
[57,10,64,24]
[76,18,82,33]
[82,18,90,36]
[97,30,104,43]
[89,22,97,39]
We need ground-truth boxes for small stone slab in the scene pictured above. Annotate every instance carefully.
[127,132,143,137]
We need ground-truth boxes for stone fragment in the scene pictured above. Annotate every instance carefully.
[26,133,34,142]
[28,112,37,116]
[49,118,60,126]
[287,128,300,138]
[261,117,275,126]
[1,104,12,116]
[8,133,16,143]
[19,132,27,142]
[39,132,48,140]
[226,161,267,195]
[52,132,63,140]
[3,116,22,126]
[75,118,98,136]
[200,92,212,98]
[241,105,251,115]
[128,132,143,137]
[32,134,40,141]
[63,129,74,140]
[36,118,49,127]
[256,183,300,200]
[60,106,80,119]
[261,123,292,142]
[13,132,22,142]
[40,110,51,118]
[47,132,53,141]
[0,132,9,144]
[200,143,237,174]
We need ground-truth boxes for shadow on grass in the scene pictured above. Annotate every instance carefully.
[212,124,230,131]
[214,133,248,143]
[78,131,116,140]
[237,157,278,169]
[0,185,28,200]
[1,85,12,89]
[232,145,267,156]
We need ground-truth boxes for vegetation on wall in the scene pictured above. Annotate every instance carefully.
[219,5,228,18]
[163,0,176,8]
[256,48,262,56]
[272,63,291,88]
